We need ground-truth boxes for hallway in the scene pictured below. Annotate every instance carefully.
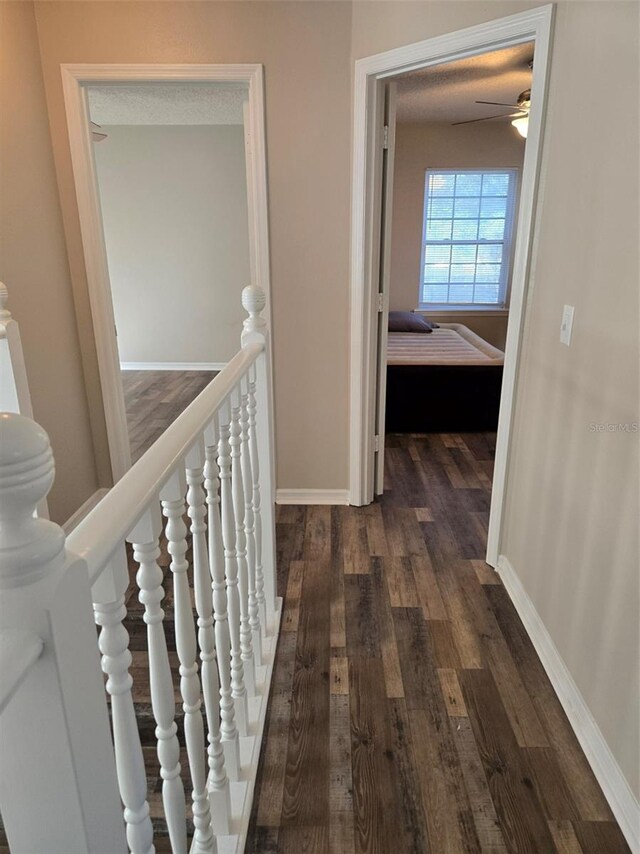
[246,433,628,853]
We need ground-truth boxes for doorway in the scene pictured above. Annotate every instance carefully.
[88,82,251,461]
[348,6,554,567]
[62,65,271,481]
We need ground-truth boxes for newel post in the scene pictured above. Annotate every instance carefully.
[240,286,278,631]
[0,413,126,853]
[0,282,48,517]
[0,283,32,417]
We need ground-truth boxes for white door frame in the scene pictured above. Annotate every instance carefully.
[348,6,554,567]
[61,63,272,482]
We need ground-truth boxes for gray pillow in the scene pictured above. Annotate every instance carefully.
[388,311,435,333]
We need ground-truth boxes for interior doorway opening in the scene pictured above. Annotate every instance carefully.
[379,42,533,495]
[62,64,271,482]
[87,82,250,462]
[348,7,554,567]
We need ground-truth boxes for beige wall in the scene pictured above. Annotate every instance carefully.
[94,124,250,364]
[351,0,545,60]
[0,2,101,524]
[390,121,526,349]
[501,0,639,799]
[32,0,353,493]
[354,0,640,798]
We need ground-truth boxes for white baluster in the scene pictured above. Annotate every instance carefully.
[161,467,216,854]
[246,365,267,638]
[204,419,240,791]
[218,400,249,737]
[241,285,278,631]
[230,386,256,697]
[241,374,262,665]
[129,506,187,854]
[93,545,155,854]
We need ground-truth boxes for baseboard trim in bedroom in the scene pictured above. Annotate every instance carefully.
[497,555,639,851]
[120,361,227,371]
[276,489,350,505]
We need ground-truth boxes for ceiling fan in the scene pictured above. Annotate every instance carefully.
[452,88,531,137]
[91,121,108,143]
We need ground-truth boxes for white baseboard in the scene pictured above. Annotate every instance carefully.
[120,361,227,371]
[275,489,350,506]
[63,488,109,535]
[497,555,640,851]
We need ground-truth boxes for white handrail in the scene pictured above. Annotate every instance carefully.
[68,342,263,583]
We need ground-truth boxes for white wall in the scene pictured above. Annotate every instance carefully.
[94,123,250,365]
[390,120,526,349]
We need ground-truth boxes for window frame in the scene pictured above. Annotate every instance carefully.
[418,167,519,311]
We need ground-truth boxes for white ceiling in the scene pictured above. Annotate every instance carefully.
[395,43,534,125]
[87,83,248,126]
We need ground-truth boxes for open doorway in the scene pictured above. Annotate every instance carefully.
[382,44,532,483]
[88,82,250,461]
[348,7,553,567]
[62,64,271,480]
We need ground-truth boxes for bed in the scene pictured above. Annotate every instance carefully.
[385,323,504,433]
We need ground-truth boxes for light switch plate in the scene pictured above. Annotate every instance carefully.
[560,305,575,346]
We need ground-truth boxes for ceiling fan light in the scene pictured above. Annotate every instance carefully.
[511,116,528,138]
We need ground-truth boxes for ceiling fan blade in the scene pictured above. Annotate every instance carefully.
[90,120,108,142]
[451,111,525,126]
[475,100,524,109]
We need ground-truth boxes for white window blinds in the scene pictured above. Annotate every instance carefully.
[419,169,517,307]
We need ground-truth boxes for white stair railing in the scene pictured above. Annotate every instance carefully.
[0,286,282,854]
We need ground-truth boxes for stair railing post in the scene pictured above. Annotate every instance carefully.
[161,460,216,853]
[230,384,256,697]
[204,417,240,792]
[218,399,249,737]
[240,285,278,633]
[0,413,126,853]
[0,283,48,517]
[128,501,187,854]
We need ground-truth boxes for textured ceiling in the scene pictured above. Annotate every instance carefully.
[87,83,248,126]
[395,43,534,124]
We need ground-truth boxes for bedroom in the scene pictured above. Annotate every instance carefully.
[382,44,532,436]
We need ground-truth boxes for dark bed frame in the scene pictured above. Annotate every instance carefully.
[385,364,504,433]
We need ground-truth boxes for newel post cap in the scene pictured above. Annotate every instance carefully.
[0,413,64,588]
[0,282,9,320]
[241,285,267,345]
[242,285,266,317]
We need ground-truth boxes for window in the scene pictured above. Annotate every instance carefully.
[419,169,518,309]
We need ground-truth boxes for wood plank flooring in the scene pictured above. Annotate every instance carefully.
[246,432,629,853]
[0,390,629,852]
[122,370,216,463]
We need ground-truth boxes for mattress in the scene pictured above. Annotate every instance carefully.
[387,323,504,366]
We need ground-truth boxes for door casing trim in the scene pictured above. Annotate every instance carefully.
[348,5,555,568]
[61,63,272,482]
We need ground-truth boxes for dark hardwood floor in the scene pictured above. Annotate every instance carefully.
[121,369,216,463]
[0,376,627,853]
[246,432,629,854]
